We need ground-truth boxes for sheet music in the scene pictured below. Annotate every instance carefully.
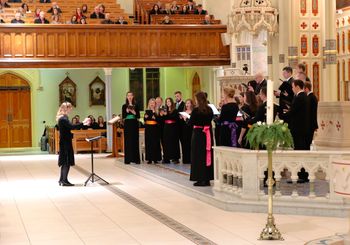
[108,116,121,124]
[179,112,191,119]
[208,104,220,115]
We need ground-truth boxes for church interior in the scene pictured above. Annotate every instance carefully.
[1,0,350,244]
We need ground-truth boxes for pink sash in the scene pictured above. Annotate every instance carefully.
[193,125,212,167]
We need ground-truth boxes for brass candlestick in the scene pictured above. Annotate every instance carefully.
[259,150,283,240]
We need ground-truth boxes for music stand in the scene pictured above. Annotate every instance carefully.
[84,136,109,186]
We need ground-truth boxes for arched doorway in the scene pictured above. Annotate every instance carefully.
[0,73,32,148]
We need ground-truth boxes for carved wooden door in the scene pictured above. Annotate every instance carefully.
[0,73,31,148]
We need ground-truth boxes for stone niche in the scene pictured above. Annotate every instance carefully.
[315,101,350,150]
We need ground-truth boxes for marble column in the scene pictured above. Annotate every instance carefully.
[104,68,113,152]
[323,0,337,102]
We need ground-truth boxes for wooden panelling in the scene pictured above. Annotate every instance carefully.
[0,25,230,68]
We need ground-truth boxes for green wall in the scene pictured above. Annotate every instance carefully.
[0,67,214,147]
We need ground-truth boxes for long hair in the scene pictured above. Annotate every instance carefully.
[245,91,258,114]
[165,97,175,113]
[125,91,136,105]
[195,92,210,114]
[56,102,72,122]
[184,99,194,111]
[147,98,156,110]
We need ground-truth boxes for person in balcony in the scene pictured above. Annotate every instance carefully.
[202,14,212,25]
[90,6,105,19]
[98,4,105,14]
[149,4,163,15]
[40,0,51,3]
[11,12,25,23]
[81,4,88,14]
[50,8,61,21]
[80,17,87,24]
[0,0,11,8]
[163,3,175,15]
[186,0,196,11]
[9,0,21,2]
[115,15,128,24]
[68,15,79,24]
[170,1,179,12]
[51,14,61,24]
[75,7,86,22]
[194,4,207,15]
[101,13,114,24]
[34,11,50,24]
[21,3,30,13]
[161,15,173,25]
[47,2,61,14]
[179,5,189,14]
[33,8,40,19]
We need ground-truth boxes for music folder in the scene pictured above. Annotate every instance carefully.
[86,135,104,142]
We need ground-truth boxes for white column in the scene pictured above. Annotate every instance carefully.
[104,68,113,152]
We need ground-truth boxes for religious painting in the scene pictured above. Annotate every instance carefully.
[59,76,77,107]
[89,76,105,106]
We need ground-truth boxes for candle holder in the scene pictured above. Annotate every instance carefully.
[246,120,293,241]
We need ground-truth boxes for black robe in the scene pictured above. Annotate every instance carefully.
[144,110,161,162]
[122,104,140,163]
[162,109,180,162]
[180,113,192,164]
[189,107,213,181]
[58,115,77,167]
[306,92,318,147]
[219,102,239,147]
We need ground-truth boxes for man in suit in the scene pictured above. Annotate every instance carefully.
[304,81,318,148]
[34,11,50,24]
[248,72,267,95]
[174,91,185,112]
[274,66,294,117]
[282,79,310,150]
[296,63,311,82]
[194,4,207,15]
[40,0,51,3]
[101,13,114,24]
[11,12,25,23]
[115,16,128,24]
[187,0,196,11]
[202,14,211,25]
[90,6,105,19]
[47,2,62,14]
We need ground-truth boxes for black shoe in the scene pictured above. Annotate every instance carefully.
[162,160,170,164]
[61,181,74,186]
[147,161,152,164]
[125,162,130,164]
[154,161,159,164]
[173,159,180,164]
[193,181,210,187]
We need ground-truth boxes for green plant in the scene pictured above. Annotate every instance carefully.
[246,120,294,151]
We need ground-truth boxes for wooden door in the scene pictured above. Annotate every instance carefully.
[0,73,31,148]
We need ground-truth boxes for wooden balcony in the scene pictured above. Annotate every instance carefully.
[0,24,230,68]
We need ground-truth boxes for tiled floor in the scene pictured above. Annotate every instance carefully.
[0,154,348,245]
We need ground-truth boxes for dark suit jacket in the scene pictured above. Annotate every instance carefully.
[254,79,267,95]
[34,18,50,24]
[115,20,128,24]
[283,91,310,136]
[11,19,25,23]
[40,0,51,2]
[101,19,114,24]
[47,7,62,13]
[90,12,105,19]
[176,101,185,112]
[277,77,294,111]
[249,101,277,125]
[307,92,318,131]
[194,9,207,15]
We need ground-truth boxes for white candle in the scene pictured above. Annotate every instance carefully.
[266,80,274,125]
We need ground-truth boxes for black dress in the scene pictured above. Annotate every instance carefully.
[189,108,214,182]
[162,109,180,163]
[180,113,192,164]
[144,110,162,163]
[122,104,140,163]
[239,104,254,149]
[58,115,75,167]
[219,102,239,147]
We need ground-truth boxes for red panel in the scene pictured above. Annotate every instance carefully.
[312,62,320,99]
[301,35,308,56]
[312,0,318,16]
[300,0,307,15]
[312,35,319,56]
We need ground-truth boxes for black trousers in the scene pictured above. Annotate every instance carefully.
[59,165,70,182]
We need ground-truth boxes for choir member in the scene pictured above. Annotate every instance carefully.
[155,96,165,153]
[144,98,162,164]
[237,91,258,148]
[161,97,180,163]
[219,88,239,147]
[274,66,294,117]
[189,92,213,186]
[56,102,80,186]
[174,91,185,159]
[180,99,193,164]
[248,72,267,95]
[304,81,318,148]
[296,63,311,82]
[122,92,140,164]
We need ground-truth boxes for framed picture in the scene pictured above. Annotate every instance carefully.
[59,76,77,107]
[89,76,105,106]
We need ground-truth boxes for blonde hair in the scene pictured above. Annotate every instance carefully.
[147,98,156,110]
[223,88,235,99]
[56,102,72,122]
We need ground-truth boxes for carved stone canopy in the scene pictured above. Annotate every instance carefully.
[229,0,279,36]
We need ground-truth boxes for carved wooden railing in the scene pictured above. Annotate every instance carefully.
[0,24,230,68]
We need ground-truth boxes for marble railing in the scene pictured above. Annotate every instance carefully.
[213,147,350,204]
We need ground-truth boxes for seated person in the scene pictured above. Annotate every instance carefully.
[0,0,11,8]
[95,116,106,129]
[101,13,114,24]
[161,15,173,24]
[194,4,207,15]
[75,7,86,22]
[149,4,163,15]
[80,17,87,24]
[0,17,5,23]
[187,0,196,11]
[9,0,21,3]
[71,117,82,129]
[68,15,79,24]
[51,14,61,24]
[179,5,189,14]
[33,8,41,19]
[47,2,61,14]
[163,3,176,15]
[202,14,211,24]
[81,4,88,14]
[115,16,127,24]
[11,12,25,23]
[40,0,51,3]
[170,1,179,12]
[98,4,105,14]
[50,8,61,20]
[90,6,105,19]
[34,11,50,24]
[21,3,30,13]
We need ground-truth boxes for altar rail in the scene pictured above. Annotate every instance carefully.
[213,147,350,206]
[0,25,230,68]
